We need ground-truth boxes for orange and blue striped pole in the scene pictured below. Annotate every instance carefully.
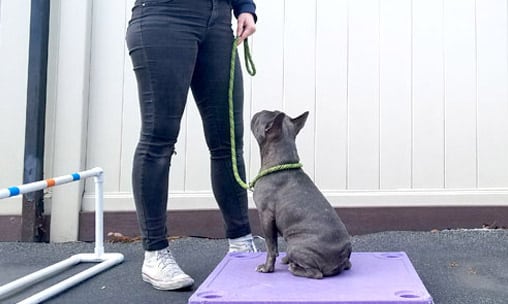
[0,167,103,199]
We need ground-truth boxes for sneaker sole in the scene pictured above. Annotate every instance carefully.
[142,273,194,290]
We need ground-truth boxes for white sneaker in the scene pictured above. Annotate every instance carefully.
[142,247,194,290]
[228,234,258,253]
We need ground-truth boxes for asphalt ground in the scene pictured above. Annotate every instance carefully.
[0,230,507,304]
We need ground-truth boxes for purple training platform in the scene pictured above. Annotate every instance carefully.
[189,252,433,304]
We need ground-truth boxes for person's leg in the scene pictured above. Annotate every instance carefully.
[127,9,197,252]
[190,0,254,247]
[126,0,209,289]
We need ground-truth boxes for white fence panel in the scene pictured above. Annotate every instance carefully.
[443,0,477,188]
[0,0,30,214]
[347,0,380,189]
[120,1,142,193]
[412,0,445,188]
[476,0,508,187]
[184,98,212,192]
[83,0,508,211]
[249,0,285,176]
[315,0,348,190]
[283,0,317,177]
[379,0,412,189]
[88,0,126,192]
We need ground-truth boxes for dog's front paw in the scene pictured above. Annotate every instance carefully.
[256,264,274,273]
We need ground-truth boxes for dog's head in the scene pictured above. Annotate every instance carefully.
[251,110,309,147]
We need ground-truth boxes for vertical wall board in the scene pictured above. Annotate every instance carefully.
[183,96,210,192]
[249,0,285,175]
[347,0,380,189]
[0,0,30,214]
[167,104,188,194]
[314,0,348,190]
[443,0,477,188]
[120,0,138,193]
[50,0,93,241]
[283,0,317,177]
[476,0,508,187]
[87,0,127,193]
[44,0,62,189]
[412,0,445,188]
[379,0,412,189]
[119,65,141,194]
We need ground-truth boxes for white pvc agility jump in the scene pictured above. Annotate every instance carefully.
[0,167,124,304]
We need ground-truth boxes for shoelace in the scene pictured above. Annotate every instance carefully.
[156,249,181,275]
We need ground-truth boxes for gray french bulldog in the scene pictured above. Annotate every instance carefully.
[250,110,352,279]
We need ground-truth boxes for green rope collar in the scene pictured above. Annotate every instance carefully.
[248,162,303,189]
[228,38,302,191]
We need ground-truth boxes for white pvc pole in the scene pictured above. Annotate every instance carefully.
[94,171,105,257]
[0,167,103,199]
[17,253,124,304]
[0,167,124,303]
[0,256,81,298]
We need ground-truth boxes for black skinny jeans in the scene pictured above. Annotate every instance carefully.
[126,0,251,251]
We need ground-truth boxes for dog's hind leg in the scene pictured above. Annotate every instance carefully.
[288,263,323,279]
[344,260,352,270]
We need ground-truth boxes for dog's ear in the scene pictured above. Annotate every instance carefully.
[265,112,285,137]
[291,111,309,135]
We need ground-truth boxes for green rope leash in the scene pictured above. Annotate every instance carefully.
[229,38,302,190]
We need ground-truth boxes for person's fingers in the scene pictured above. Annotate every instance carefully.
[236,13,256,45]
[237,23,255,44]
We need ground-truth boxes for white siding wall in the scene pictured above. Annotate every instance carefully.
[81,0,508,211]
[2,0,508,237]
[0,0,30,214]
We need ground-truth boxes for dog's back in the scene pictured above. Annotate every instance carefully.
[257,169,352,278]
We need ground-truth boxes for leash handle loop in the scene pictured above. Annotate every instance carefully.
[242,38,256,76]
[229,38,251,190]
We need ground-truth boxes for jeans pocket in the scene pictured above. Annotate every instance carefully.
[139,0,175,6]
[130,0,175,23]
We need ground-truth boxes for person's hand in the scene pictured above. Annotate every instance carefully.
[236,13,256,45]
